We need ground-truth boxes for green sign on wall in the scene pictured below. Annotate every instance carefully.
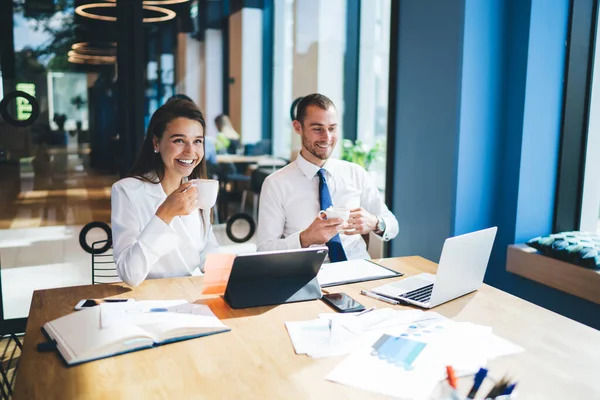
[15,83,36,121]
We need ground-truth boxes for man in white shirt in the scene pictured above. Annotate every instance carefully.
[256,93,398,261]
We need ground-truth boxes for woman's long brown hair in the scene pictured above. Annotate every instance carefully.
[128,98,208,183]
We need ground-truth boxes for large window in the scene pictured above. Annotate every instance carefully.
[272,0,348,160]
[554,0,598,234]
[580,3,600,234]
[357,0,391,191]
[272,0,391,192]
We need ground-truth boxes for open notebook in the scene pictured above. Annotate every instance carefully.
[41,300,230,366]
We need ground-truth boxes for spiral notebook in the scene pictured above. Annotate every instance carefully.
[40,300,230,366]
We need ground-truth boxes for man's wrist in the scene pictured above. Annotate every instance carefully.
[374,216,385,235]
[299,230,310,248]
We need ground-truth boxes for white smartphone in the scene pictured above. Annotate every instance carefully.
[74,298,134,311]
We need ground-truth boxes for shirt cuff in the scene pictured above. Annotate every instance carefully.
[380,216,392,241]
[138,215,180,257]
[284,231,302,250]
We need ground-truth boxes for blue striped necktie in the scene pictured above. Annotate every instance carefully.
[317,168,348,262]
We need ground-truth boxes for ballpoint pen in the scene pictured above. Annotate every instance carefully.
[360,290,401,305]
[485,377,509,398]
[467,367,488,399]
[502,383,517,396]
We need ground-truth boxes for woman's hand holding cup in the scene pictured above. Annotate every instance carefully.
[156,182,198,224]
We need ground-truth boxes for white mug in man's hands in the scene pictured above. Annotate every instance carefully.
[319,207,350,223]
[189,179,219,209]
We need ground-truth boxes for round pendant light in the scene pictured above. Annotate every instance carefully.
[75,3,177,23]
[106,0,191,4]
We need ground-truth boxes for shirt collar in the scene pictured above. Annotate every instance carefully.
[142,174,167,198]
[296,151,337,180]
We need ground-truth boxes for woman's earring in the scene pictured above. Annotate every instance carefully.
[154,149,159,154]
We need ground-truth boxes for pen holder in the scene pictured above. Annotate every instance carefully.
[429,373,517,400]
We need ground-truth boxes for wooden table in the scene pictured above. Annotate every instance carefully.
[13,257,600,400]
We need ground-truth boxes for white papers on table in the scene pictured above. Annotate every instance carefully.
[316,259,398,287]
[325,312,525,400]
[326,339,443,400]
[339,308,430,334]
[285,315,358,358]
[285,309,433,358]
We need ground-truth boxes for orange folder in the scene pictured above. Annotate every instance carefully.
[202,253,236,294]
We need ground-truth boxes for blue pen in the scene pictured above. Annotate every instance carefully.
[466,368,488,399]
[502,383,517,396]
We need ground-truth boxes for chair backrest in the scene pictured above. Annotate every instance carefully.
[0,254,25,400]
[251,168,272,194]
[91,240,121,285]
[0,333,22,400]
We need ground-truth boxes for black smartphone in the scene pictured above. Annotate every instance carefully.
[74,298,133,311]
[322,293,366,313]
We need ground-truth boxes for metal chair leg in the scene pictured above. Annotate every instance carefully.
[240,190,248,213]
[212,203,219,224]
[253,193,259,222]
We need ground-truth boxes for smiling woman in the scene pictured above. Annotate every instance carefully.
[110,99,219,287]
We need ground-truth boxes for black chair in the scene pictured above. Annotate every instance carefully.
[91,240,121,285]
[0,255,25,400]
[0,333,22,400]
[239,167,270,222]
[240,162,288,222]
[216,162,251,223]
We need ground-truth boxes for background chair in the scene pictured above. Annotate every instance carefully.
[0,333,21,400]
[240,167,272,222]
[91,240,121,285]
[0,333,23,400]
[0,255,24,400]
[215,162,251,223]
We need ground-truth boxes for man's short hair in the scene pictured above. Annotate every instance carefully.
[295,93,336,124]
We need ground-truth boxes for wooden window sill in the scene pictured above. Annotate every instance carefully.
[506,244,600,304]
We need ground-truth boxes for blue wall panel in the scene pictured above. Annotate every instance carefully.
[390,0,465,263]
[454,0,505,237]
[515,0,568,243]
[390,0,600,328]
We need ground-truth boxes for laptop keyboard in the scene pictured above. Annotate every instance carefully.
[399,284,434,303]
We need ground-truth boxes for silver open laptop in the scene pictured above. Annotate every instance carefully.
[371,227,497,308]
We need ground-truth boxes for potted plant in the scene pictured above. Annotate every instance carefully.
[341,139,384,170]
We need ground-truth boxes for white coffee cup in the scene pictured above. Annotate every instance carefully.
[189,179,219,209]
[320,207,351,223]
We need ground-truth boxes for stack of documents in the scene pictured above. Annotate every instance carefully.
[285,314,358,358]
[323,311,524,400]
[316,259,400,287]
[285,309,428,358]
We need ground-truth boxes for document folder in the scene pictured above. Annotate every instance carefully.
[224,247,328,309]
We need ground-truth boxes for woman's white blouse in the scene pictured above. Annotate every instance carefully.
[111,177,218,287]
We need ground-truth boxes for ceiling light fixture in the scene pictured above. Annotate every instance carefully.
[67,51,116,62]
[75,3,177,23]
[71,42,117,56]
[107,0,191,4]
[68,42,117,65]
[68,56,116,65]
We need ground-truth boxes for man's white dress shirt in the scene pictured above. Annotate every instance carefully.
[111,177,218,287]
[257,153,398,260]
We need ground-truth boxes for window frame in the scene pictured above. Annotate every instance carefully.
[553,0,598,233]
